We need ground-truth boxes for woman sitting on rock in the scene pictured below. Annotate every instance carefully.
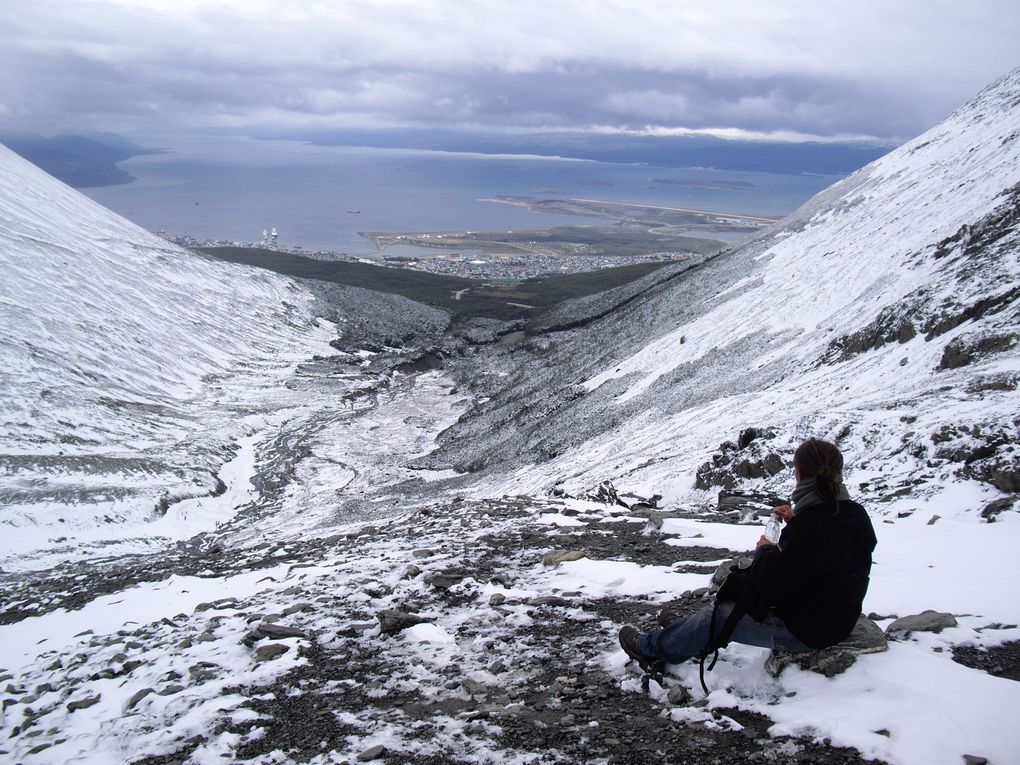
[619,437,877,668]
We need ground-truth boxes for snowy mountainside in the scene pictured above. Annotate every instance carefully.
[434,69,1020,518]
[0,144,449,568]
[2,74,1020,765]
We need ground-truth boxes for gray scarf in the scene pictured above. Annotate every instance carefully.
[791,474,850,513]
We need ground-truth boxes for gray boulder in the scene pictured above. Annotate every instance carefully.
[122,688,155,712]
[377,609,432,635]
[765,615,888,678]
[526,595,571,607]
[425,570,468,590]
[886,610,958,637]
[66,694,101,712]
[254,644,290,662]
[542,549,587,567]
[255,622,307,640]
[981,496,1016,522]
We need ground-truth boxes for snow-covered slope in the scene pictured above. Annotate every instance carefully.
[0,145,344,562]
[436,69,1020,519]
[1,73,1019,765]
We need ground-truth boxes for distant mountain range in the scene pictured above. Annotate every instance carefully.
[0,132,160,187]
[268,127,894,175]
[3,126,894,193]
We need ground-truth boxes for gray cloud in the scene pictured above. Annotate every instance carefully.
[1,0,1017,141]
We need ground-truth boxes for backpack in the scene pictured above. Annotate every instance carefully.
[698,554,771,693]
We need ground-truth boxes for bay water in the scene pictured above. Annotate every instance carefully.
[82,134,843,255]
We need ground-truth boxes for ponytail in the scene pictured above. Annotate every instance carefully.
[813,466,838,501]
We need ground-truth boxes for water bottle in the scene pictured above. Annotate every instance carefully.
[764,512,783,544]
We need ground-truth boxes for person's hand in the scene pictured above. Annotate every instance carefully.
[756,535,772,549]
[773,504,793,522]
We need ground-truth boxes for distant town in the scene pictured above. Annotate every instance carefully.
[158,194,770,283]
[160,229,704,283]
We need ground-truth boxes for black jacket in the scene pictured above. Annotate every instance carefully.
[752,499,877,649]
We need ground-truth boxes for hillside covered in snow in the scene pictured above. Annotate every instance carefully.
[0,144,450,569]
[0,71,1019,765]
[430,68,1019,522]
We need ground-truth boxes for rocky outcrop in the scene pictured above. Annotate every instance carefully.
[931,183,1020,264]
[939,332,1017,369]
[587,479,620,504]
[765,615,888,678]
[930,422,1020,494]
[822,305,920,363]
[695,429,785,492]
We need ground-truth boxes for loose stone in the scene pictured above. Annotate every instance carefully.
[66,695,101,712]
[123,688,155,711]
[358,744,387,761]
[254,644,290,662]
[886,610,958,637]
[255,622,307,640]
[542,549,588,567]
[377,609,432,635]
[527,596,570,607]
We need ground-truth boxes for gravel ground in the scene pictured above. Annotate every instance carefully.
[952,640,1020,682]
[105,496,884,764]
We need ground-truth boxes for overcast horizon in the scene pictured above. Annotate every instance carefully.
[1,1,1017,147]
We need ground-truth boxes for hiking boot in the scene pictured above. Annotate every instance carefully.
[619,626,663,671]
[657,605,684,628]
[619,625,644,661]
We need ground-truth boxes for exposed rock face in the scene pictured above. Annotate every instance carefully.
[939,332,1017,369]
[425,570,468,590]
[357,744,387,762]
[822,307,920,363]
[765,615,889,678]
[123,687,155,712]
[930,422,1020,494]
[982,496,1018,521]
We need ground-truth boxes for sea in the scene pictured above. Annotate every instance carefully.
[81,134,846,256]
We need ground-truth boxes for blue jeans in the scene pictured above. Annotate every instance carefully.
[637,602,811,663]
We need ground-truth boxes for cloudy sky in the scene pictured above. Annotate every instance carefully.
[1,0,1017,143]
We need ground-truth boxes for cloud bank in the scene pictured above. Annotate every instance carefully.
[1,0,1017,141]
